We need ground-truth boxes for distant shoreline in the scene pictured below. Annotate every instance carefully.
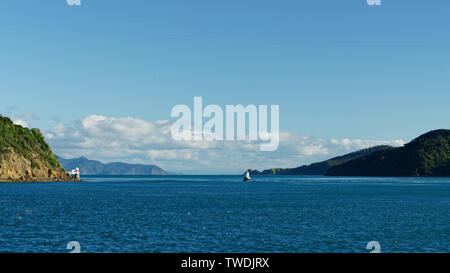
[0,178,81,183]
[250,174,450,178]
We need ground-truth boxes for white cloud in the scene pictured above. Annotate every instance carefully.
[45,115,405,174]
[12,118,28,128]
[2,110,40,128]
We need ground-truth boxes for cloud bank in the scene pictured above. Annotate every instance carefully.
[45,115,405,174]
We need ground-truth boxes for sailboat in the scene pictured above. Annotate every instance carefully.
[243,170,251,181]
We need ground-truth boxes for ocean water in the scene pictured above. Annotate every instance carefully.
[0,175,448,253]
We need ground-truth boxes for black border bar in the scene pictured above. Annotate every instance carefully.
[0,253,447,272]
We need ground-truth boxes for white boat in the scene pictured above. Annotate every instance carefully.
[243,170,251,181]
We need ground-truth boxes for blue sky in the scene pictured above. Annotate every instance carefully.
[1,1,449,173]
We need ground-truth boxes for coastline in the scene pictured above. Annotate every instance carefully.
[250,174,450,178]
[0,178,81,183]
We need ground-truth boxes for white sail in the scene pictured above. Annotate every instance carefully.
[244,170,251,181]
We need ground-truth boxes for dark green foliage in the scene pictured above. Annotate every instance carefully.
[326,130,450,177]
[0,115,63,171]
[250,145,393,175]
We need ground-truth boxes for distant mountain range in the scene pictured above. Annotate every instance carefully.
[249,145,393,176]
[57,156,167,175]
[327,129,450,177]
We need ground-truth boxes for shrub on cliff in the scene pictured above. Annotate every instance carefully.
[0,115,64,172]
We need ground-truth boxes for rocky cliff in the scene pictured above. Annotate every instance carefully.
[0,115,74,182]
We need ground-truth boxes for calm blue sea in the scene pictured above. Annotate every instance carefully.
[0,175,448,253]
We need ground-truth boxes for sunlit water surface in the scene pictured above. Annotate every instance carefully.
[0,175,448,253]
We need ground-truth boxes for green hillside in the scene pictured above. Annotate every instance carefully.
[249,145,393,175]
[0,115,72,181]
[326,130,450,177]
